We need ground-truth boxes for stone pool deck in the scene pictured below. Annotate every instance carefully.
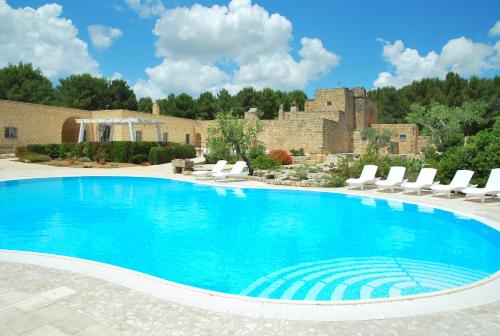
[0,158,499,335]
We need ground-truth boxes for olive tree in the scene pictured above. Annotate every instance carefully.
[208,111,263,175]
[406,101,486,151]
[361,128,394,155]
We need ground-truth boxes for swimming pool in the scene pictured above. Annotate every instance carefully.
[1,176,499,302]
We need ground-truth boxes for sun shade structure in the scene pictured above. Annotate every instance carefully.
[75,118,165,142]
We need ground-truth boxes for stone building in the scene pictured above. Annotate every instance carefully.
[0,87,423,157]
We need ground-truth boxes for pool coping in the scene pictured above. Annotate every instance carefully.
[1,173,500,321]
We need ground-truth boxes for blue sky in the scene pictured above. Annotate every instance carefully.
[2,0,500,98]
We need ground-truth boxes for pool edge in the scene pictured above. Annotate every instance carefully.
[1,250,499,321]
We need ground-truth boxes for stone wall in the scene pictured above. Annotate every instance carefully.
[373,124,418,154]
[353,124,419,154]
[0,100,93,148]
[257,119,326,154]
[305,88,351,113]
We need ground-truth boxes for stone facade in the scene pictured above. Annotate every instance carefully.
[0,87,422,155]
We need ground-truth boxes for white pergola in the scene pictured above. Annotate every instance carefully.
[75,118,165,143]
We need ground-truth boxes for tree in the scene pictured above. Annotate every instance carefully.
[216,89,233,113]
[0,63,54,104]
[233,87,257,117]
[208,111,263,175]
[137,97,153,113]
[407,101,486,151]
[54,74,110,110]
[287,90,308,111]
[360,128,394,155]
[107,79,138,110]
[367,87,409,123]
[196,91,217,120]
[175,93,196,119]
[257,88,279,119]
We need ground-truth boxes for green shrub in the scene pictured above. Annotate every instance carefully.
[204,136,232,164]
[95,148,107,164]
[132,153,149,164]
[24,153,50,163]
[82,142,99,160]
[325,174,346,187]
[249,143,266,160]
[26,144,60,158]
[15,146,27,159]
[290,148,305,156]
[252,155,281,170]
[427,117,500,186]
[59,143,76,159]
[293,164,310,180]
[168,142,196,159]
[109,141,133,162]
[131,141,157,156]
[149,147,169,165]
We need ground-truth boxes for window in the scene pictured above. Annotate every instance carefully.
[99,125,111,142]
[4,127,17,139]
[399,134,407,142]
[163,132,168,142]
[326,101,332,106]
[135,130,143,141]
[185,134,190,144]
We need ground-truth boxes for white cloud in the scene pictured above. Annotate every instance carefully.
[489,20,500,37]
[374,37,500,88]
[111,72,123,80]
[88,25,123,50]
[134,0,339,97]
[0,0,99,78]
[134,59,229,98]
[125,0,164,18]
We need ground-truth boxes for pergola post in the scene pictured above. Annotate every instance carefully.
[109,124,114,141]
[128,121,135,141]
[77,122,85,143]
[156,124,162,142]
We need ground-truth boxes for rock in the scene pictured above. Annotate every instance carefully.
[83,163,92,168]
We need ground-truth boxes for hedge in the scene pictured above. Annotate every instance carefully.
[15,141,195,165]
[148,147,169,165]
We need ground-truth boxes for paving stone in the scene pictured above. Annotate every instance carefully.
[40,286,77,301]
[0,290,32,307]
[23,324,72,336]
[75,323,122,336]
[0,325,16,336]
[13,295,53,312]
[51,313,97,335]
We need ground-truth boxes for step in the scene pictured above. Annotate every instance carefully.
[0,148,14,154]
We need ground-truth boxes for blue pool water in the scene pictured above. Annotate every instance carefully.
[1,176,499,301]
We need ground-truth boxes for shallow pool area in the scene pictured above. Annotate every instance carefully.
[1,176,499,302]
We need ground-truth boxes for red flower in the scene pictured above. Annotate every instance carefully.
[267,150,292,165]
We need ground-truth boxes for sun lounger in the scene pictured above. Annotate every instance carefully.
[346,165,378,190]
[430,170,474,198]
[463,168,500,203]
[193,160,227,179]
[375,166,406,192]
[213,161,248,181]
[401,168,437,195]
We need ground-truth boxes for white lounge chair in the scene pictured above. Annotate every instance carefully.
[193,160,227,179]
[213,161,248,181]
[346,165,378,190]
[463,168,500,203]
[375,166,406,192]
[401,168,437,195]
[430,170,474,198]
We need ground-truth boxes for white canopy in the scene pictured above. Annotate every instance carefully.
[75,117,165,142]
